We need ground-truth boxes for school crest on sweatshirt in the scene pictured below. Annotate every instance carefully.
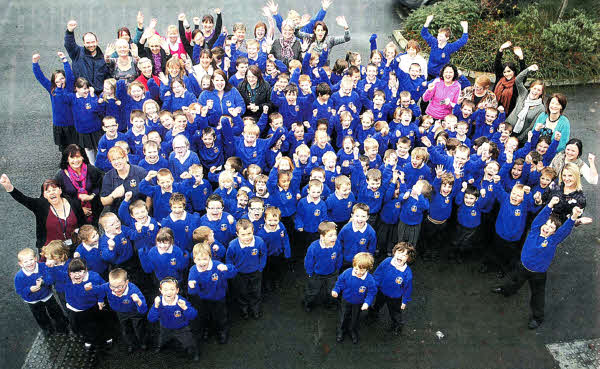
[331,252,337,260]
[174,310,182,318]
[314,209,321,216]
[358,286,366,294]
[395,276,403,285]
[514,209,521,216]
[359,238,366,245]
[411,205,417,212]
[170,258,177,265]
[130,179,137,188]
[221,223,228,231]
[541,239,548,248]
[211,273,219,281]
[251,248,258,256]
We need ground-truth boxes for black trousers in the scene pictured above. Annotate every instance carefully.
[69,305,111,345]
[375,220,398,256]
[304,272,338,308]
[28,296,68,333]
[397,220,421,247]
[116,311,146,347]
[158,325,198,353]
[232,271,262,314]
[451,224,479,252]
[264,254,286,286]
[337,300,362,335]
[371,291,404,328]
[294,231,319,260]
[502,262,547,322]
[491,233,521,273]
[420,217,448,254]
[190,296,228,334]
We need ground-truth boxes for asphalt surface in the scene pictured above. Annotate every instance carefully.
[1,1,599,368]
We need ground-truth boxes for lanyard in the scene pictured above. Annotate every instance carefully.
[50,201,68,239]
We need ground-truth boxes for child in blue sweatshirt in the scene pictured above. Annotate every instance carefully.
[304,222,343,312]
[257,207,291,291]
[200,194,237,247]
[295,179,329,257]
[15,248,67,336]
[397,179,432,247]
[188,243,237,344]
[74,225,109,278]
[148,277,199,360]
[66,78,103,164]
[140,168,189,220]
[160,193,201,254]
[96,116,126,172]
[326,175,356,230]
[181,164,212,215]
[377,170,407,256]
[338,203,377,269]
[118,192,160,253]
[331,252,377,344]
[450,183,486,263]
[98,212,138,275]
[168,135,202,183]
[226,219,268,319]
[369,242,415,335]
[42,241,72,313]
[100,268,148,352]
[420,16,469,79]
[492,199,581,329]
[139,227,189,288]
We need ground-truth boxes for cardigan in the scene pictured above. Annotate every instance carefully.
[54,165,104,223]
[505,69,544,144]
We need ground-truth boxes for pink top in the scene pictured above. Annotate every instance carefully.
[167,39,187,59]
[423,79,461,120]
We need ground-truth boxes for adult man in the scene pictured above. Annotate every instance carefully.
[64,19,108,93]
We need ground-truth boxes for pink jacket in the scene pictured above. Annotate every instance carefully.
[423,79,461,119]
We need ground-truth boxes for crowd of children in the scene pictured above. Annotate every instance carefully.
[12,0,597,361]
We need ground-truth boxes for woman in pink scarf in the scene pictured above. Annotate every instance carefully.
[423,63,461,120]
[270,20,301,66]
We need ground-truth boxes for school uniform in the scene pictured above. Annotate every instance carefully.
[75,242,108,277]
[377,183,405,256]
[99,282,148,348]
[199,213,236,248]
[160,212,201,254]
[295,197,329,255]
[168,151,202,183]
[397,193,429,247]
[226,236,267,316]
[333,268,377,341]
[99,227,138,274]
[148,295,198,355]
[304,239,343,309]
[452,192,485,255]
[181,179,213,214]
[420,178,459,258]
[338,222,377,268]
[371,257,413,332]
[139,245,189,285]
[257,223,291,289]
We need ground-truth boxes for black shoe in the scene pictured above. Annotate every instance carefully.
[491,286,505,295]
[218,331,229,344]
[478,264,489,273]
[528,319,541,330]
[241,311,249,320]
[496,271,505,279]
[252,311,263,320]
[350,332,358,344]
[393,325,403,336]
[336,331,344,343]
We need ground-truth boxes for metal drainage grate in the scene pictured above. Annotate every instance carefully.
[21,332,96,369]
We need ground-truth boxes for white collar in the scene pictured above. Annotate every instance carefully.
[112,284,130,297]
[196,259,213,273]
[22,264,39,277]
[157,245,174,255]
[307,196,321,204]
[239,237,256,248]
[352,222,367,233]
[162,295,179,306]
[351,269,368,280]
[176,150,191,163]
[264,224,280,233]
[82,242,99,251]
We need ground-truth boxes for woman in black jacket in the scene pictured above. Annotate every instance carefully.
[1,174,86,251]
[238,65,272,121]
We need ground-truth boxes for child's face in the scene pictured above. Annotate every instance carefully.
[540,219,557,238]
[461,105,473,116]
[464,193,477,207]
[237,227,254,246]
[397,143,410,157]
[255,181,267,196]
[366,66,377,80]
[130,85,144,100]
[207,201,223,218]
[167,29,178,44]
[400,112,412,124]
[456,124,468,136]
[366,146,378,158]
[173,141,188,157]
[103,81,113,95]
[145,104,158,117]
[411,156,424,168]
[511,164,523,179]
[76,85,89,97]
[285,91,297,105]
[322,230,337,247]
[311,172,325,183]
[237,194,248,208]
[341,117,352,129]
[394,249,409,266]
[400,96,411,107]
[191,169,203,182]
[352,209,368,227]
[323,157,336,168]
[444,118,457,131]
[160,115,174,130]
[271,118,283,130]
[454,151,468,167]
[509,188,524,205]
[299,80,311,92]
[316,134,328,147]
[18,254,37,272]
[367,177,381,190]
[109,278,128,297]
[536,141,549,156]
[340,83,353,96]
[221,179,234,190]
[104,216,122,234]
[353,266,368,278]
[278,175,291,190]
[440,182,453,196]
[385,153,398,167]
[194,254,211,271]
[234,28,246,41]
[485,111,498,123]
[174,116,188,131]
[409,65,421,79]
[243,132,258,146]
[371,53,381,65]
[421,119,433,131]
[131,117,145,131]
[202,132,216,147]
[157,240,172,253]
[131,206,149,222]
[293,126,305,140]
[540,174,553,188]
[69,269,87,284]
[506,139,518,153]
[54,73,66,89]
[298,151,310,164]
[338,183,351,198]
[144,146,159,163]
[308,185,322,200]
[373,95,384,106]
[171,203,185,216]
[248,44,259,57]
[343,139,353,153]
[157,176,174,190]
[201,76,211,89]
[237,63,248,76]
[437,31,448,45]
[265,214,279,228]
[361,118,373,130]
[160,282,178,300]
[172,81,185,95]
[485,164,499,177]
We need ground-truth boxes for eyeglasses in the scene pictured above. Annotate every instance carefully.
[109,283,127,291]
[207,207,223,211]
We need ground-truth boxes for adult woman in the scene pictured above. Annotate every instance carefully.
[550,139,598,185]
[533,93,570,152]
[505,64,545,145]
[297,17,350,64]
[542,163,586,223]
[54,145,104,223]
[137,33,169,75]
[422,64,461,120]
[397,40,428,78]
[105,38,139,83]
[238,65,272,120]
[134,57,160,94]
[493,41,525,116]
[458,75,498,110]
[100,146,147,213]
[0,174,86,251]
[270,20,302,66]
[198,69,246,126]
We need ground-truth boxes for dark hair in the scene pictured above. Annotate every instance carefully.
[465,184,479,198]
[202,14,214,24]
[502,62,517,76]
[565,138,583,158]
[311,21,329,43]
[546,93,568,115]
[316,82,332,96]
[170,77,186,90]
[210,69,233,92]
[75,77,90,89]
[50,70,67,96]
[332,58,348,75]
[117,27,131,40]
[529,151,543,164]
[68,257,87,273]
[60,144,90,170]
[284,84,299,95]
[439,63,458,81]
[206,194,224,207]
[245,65,265,85]
[548,214,563,229]
[40,179,61,197]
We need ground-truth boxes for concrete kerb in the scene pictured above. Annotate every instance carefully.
[391,29,600,87]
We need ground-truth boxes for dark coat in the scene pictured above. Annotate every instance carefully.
[238,79,272,120]
[64,30,109,93]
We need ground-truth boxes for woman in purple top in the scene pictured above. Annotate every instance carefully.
[54,144,104,224]
[422,63,461,120]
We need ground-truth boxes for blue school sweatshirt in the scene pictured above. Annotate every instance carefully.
[116,79,151,129]
[226,237,267,273]
[379,183,405,225]
[181,180,212,213]
[390,121,419,146]
[99,227,136,266]
[494,189,536,242]
[148,296,197,329]
[33,61,74,127]
[351,161,391,214]
[326,192,356,223]
[64,271,105,311]
[160,90,197,113]
[139,245,188,281]
[199,213,236,247]
[188,261,237,301]
[139,179,189,220]
[338,222,377,263]
[474,179,500,214]
[295,197,329,233]
[160,212,201,252]
[124,128,146,156]
[333,268,377,306]
[455,191,483,229]
[192,134,225,170]
[66,93,102,134]
[257,223,291,258]
[429,178,459,222]
[402,162,433,189]
[420,27,468,77]
[214,187,238,214]
[520,205,575,273]
[270,91,312,129]
[331,91,362,118]
[222,124,284,171]
[14,263,55,303]
[98,97,125,131]
[75,244,108,275]
[99,282,148,314]
[47,261,70,294]
[168,151,202,183]
[373,258,413,303]
[304,239,343,276]
[137,157,169,174]
[197,89,246,126]
[210,241,226,262]
[336,149,355,176]
[399,194,430,226]
[117,200,160,252]
[96,132,126,172]
[267,167,301,217]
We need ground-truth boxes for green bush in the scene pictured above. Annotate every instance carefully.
[403,0,481,38]
[402,1,600,81]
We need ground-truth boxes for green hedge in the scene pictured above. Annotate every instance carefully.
[403,0,600,81]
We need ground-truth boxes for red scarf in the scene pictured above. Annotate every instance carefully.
[494,77,516,111]
[67,163,92,219]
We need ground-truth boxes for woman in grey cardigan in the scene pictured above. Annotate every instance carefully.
[297,16,350,64]
[505,64,545,145]
[270,19,302,66]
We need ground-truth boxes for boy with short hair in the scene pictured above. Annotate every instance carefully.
[148,277,199,360]
[160,193,201,254]
[74,224,108,277]
[98,212,137,275]
[338,203,377,269]
[451,183,486,263]
[397,179,432,247]
[200,194,237,247]
[295,179,329,255]
[326,175,356,230]
[331,252,377,344]
[226,219,267,319]
[96,116,125,172]
[192,226,226,262]
[257,207,291,291]
[140,168,188,220]
[181,164,212,215]
[15,248,68,336]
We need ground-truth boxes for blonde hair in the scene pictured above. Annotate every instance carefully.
[352,252,374,270]
[42,240,69,263]
[17,248,36,262]
[560,162,582,191]
[193,243,212,259]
